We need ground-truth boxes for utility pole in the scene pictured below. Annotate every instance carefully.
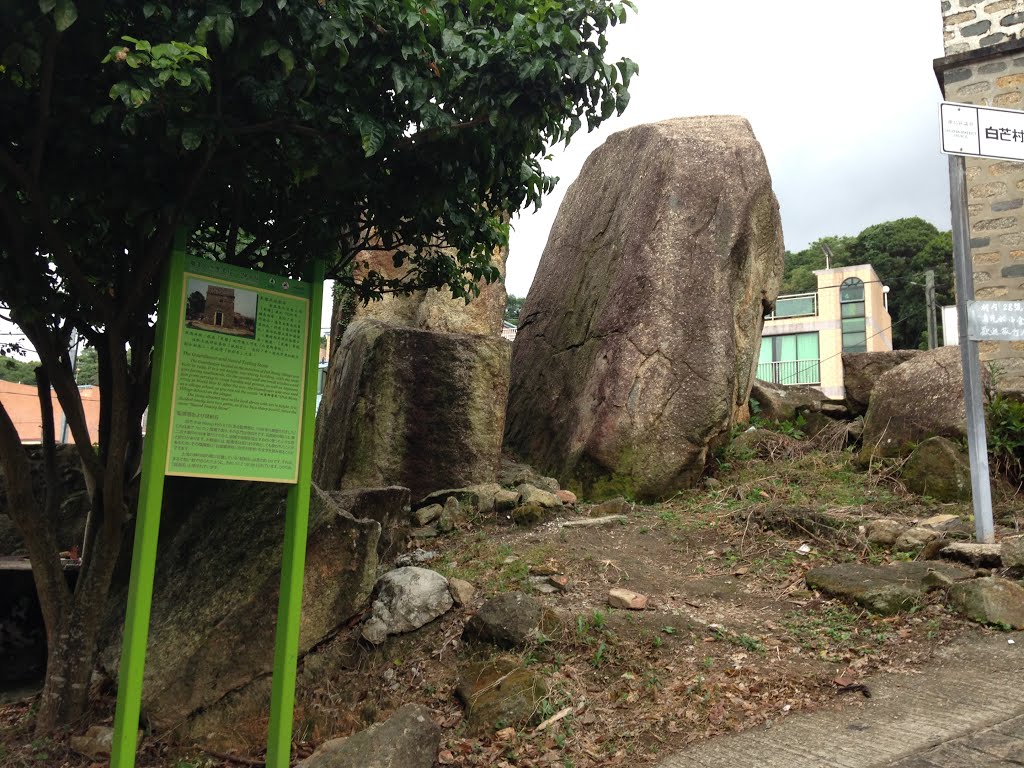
[925,270,938,349]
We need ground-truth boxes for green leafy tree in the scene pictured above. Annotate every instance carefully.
[504,294,525,324]
[779,235,855,294]
[185,290,206,322]
[847,218,951,350]
[74,346,99,386]
[0,0,636,731]
[0,355,40,385]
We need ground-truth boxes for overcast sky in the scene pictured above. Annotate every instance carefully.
[504,1,951,297]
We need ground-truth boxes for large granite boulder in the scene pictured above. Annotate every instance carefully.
[100,480,398,731]
[900,436,972,502]
[504,117,784,500]
[842,351,920,417]
[314,319,510,501]
[297,703,440,768]
[331,241,508,340]
[860,346,984,462]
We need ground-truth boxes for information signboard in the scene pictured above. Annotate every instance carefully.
[166,257,312,482]
[967,300,1024,341]
[941,100,1024,162]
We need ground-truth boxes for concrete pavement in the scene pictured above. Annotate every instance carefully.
[656,631,1024,768]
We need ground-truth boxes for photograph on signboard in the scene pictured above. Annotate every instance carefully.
[184,278,258,339]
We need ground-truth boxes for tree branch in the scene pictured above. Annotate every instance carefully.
[29,28,59,185]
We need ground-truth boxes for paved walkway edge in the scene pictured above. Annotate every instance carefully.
[656,632,1024,768]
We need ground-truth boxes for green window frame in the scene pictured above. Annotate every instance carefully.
[840,277,867,353]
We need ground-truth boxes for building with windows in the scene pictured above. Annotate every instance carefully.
[758,264,893,399]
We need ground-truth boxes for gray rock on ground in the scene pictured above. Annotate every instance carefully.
[463,592,561,648]
[860,346,984,463]
[517,484,563,509]
[362,567,454,645]
[806,561,973,615]
[504,116,784,500]
[748,380,826,423]
[297,703,439,768]
[842,351,920,417]
[900,437,972,502]
[949,577,1024,629]
[457,658,548,734]
[866,519,906,547]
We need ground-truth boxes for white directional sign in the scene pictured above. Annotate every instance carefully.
[941,101,1024,162]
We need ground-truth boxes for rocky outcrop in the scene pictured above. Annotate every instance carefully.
[842,351,920,417]
[748,380,826,423]
[860,346,982,462]
[504,117,784,500]
[805,561,972,615]
[297,704,440,768]
[101,480,400,731]
[314,319,510,500]
[900,436,972,502]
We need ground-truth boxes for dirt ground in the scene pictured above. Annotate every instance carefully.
[2,440,1022,768]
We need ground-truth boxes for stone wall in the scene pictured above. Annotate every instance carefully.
[942,1,1024,54]
[939,1,1024,387]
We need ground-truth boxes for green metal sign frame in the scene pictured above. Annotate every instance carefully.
[110,231,325,767]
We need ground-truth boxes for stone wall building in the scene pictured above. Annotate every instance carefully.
[203,285,237,328]
[937,1,1024,388]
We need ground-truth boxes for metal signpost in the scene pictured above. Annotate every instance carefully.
[110,231,324,768]
[939,100,1015,544]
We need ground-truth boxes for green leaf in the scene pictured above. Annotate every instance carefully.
[181,127,202,150]
[354,114,385,157]
[260,38,280,57]
[277,47,295,75]
[441,28,463,51]
[241,0,263,17]
[215,14,234,48]
[142,2,156,18]
[38,0,56,13]
[54,0,77,31]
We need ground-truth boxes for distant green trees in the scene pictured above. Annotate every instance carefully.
[780,218,954,350]
[505,294,525,325]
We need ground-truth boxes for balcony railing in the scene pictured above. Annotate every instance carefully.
[756,359,820,386]
[764,292,817,320]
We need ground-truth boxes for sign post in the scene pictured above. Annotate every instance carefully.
[111,236,323,768]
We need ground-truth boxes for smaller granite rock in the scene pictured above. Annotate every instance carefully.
[463,593,560,648]
[608,588,648,610]
[548,574,570,592]
[70,726,115,758]
[949,577,1024,629]
[448,578,476,607]
[940,542,1003,568]
[409,526,439,539]
[395,548,438,566]
[866,519,906,547]
[512,502,547,526]
[806,561,972,615]
[895,526,940,551]
[555,489,577,506]
[517,484,563,509]
[494,489,521,513]
[1001,538,1024,569]
[918,513,963,531]
[591,497,632,517]
[361,567,453,645]
[457,658,548,734]
[414,504,443,526]
[530,576,560,595]
[297,704,439,768]
[902,438,972,502]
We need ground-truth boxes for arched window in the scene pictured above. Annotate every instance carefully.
[840,277,866,353]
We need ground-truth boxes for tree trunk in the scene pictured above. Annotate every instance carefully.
[35,598,105,733]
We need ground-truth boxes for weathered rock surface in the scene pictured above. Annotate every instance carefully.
[748,380,826,423]
[949,577,1024,628]
[900,437,972,503]
[941,542,1003,568]
[457,658,547,734]
[517,484,562,509]
[100,481,391,731]
[361,567,453,645]
[591,497,632,517]
[69,725,115,759]
[1002,538,1024,568]
[608,588,648,610]
[314,319,510,500]
[805,561,972,615]
[504,116,784,500]
[842,351,920,417]
[866,519,906,547]
[861,346,983,462]
[463,593,560,648]
[895,526,941,552]
[297,703,440,768]
[344,242,509,337]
